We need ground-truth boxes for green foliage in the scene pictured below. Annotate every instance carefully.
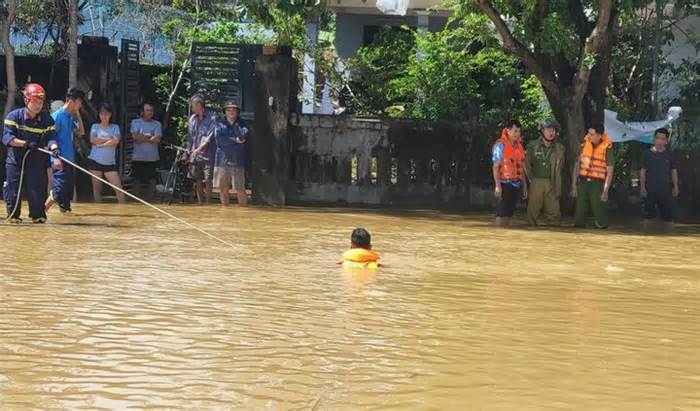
[349,27,414,116]
[674,59,700,105]
[11,0,80,57]
[348,20,548,133]
[238,0,331,47]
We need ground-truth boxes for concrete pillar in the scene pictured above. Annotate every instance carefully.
[302,22,318,114]
[252,54,296,206]
[417,13,430,32]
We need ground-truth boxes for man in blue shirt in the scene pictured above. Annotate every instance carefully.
[130,102,162,200]
[491,120,528,226]
[186,95,217,205]
[3,83,60,223]
[46,87,85,213]
[213,101,249,207]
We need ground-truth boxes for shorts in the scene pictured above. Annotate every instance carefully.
[496,182,520,217]
[189,160,213,182]
[87,159,118,173]
[215,166,245,191]
[643,191,674,222]
[132,161,159,183]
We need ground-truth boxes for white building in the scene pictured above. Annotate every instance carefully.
[302,0,450,114]
[660,10,699,102]
[331,0,450,59]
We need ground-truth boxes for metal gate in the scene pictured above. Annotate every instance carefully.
[191,43,262,191]
[119,39,140,179]
[191,43,261,115]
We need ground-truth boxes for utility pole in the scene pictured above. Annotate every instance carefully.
[68,0,79,88]
[650,0,666,117]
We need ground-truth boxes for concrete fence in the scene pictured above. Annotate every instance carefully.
[286,114,495,208]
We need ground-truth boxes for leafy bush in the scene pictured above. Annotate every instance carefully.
[348,19,548,135]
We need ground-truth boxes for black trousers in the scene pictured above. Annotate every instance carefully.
[4,157,49,219]
[496,183,520,217]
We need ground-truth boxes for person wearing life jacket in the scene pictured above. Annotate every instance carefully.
[571,126,615,229]
[3,83,61,224]
[525,119,565,226]
[492,120,528,226]
[341,228,381,269]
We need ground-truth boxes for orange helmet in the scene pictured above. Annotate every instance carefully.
[23,83,46,102]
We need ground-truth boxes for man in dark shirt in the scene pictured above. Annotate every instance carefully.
[213,101,249,207]
[640,127,679,224]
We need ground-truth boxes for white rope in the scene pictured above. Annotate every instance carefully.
[38,148,235,248]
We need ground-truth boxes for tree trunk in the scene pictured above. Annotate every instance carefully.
[584,11,618,130]
[546,88,586,208]
[163,56,190,130]
[1,0,19,119]
[68,0,79,88]
[163,0,200,130]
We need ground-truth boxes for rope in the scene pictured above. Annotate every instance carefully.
[37,148,235,248]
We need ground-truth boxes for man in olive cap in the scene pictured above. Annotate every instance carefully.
[525,119,565,226]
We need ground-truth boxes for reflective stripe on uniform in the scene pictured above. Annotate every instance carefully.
[17,124,55,134]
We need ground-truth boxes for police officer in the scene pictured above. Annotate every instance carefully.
[525,119,565,226]
[3,83,61,223]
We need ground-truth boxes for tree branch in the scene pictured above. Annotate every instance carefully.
[529,0,548,34]
[473,0,560,98]
[572,0,615,97]
[568,0,594,40]
[1,0,19,118]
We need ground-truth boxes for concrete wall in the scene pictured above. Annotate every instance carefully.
[660,14,699,100]
[287,115,494,208]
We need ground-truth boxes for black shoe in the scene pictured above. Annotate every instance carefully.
[31,217,47,224]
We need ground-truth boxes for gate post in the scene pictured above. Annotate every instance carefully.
[119,39,140,181]
[252,54,297,206]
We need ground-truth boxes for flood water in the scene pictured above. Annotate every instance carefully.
[1,204,699,409]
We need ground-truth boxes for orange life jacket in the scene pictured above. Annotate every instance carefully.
[494,128,525,181]
[342,248,380,263]
[342,248,380,270]
[579,133,612,180]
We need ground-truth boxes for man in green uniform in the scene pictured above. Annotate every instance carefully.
[525,119,565,226]
[571,126,615,229]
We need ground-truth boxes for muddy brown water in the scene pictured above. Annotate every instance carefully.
[1,204,699,409]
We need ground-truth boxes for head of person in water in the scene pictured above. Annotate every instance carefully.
[351,228,372,250]
[587,125,605,145]
[653,127,670,151]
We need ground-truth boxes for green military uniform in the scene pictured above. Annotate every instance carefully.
[525,138,565,226]
[574,147,615,228]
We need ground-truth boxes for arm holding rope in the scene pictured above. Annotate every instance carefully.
[44,121,62,170]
